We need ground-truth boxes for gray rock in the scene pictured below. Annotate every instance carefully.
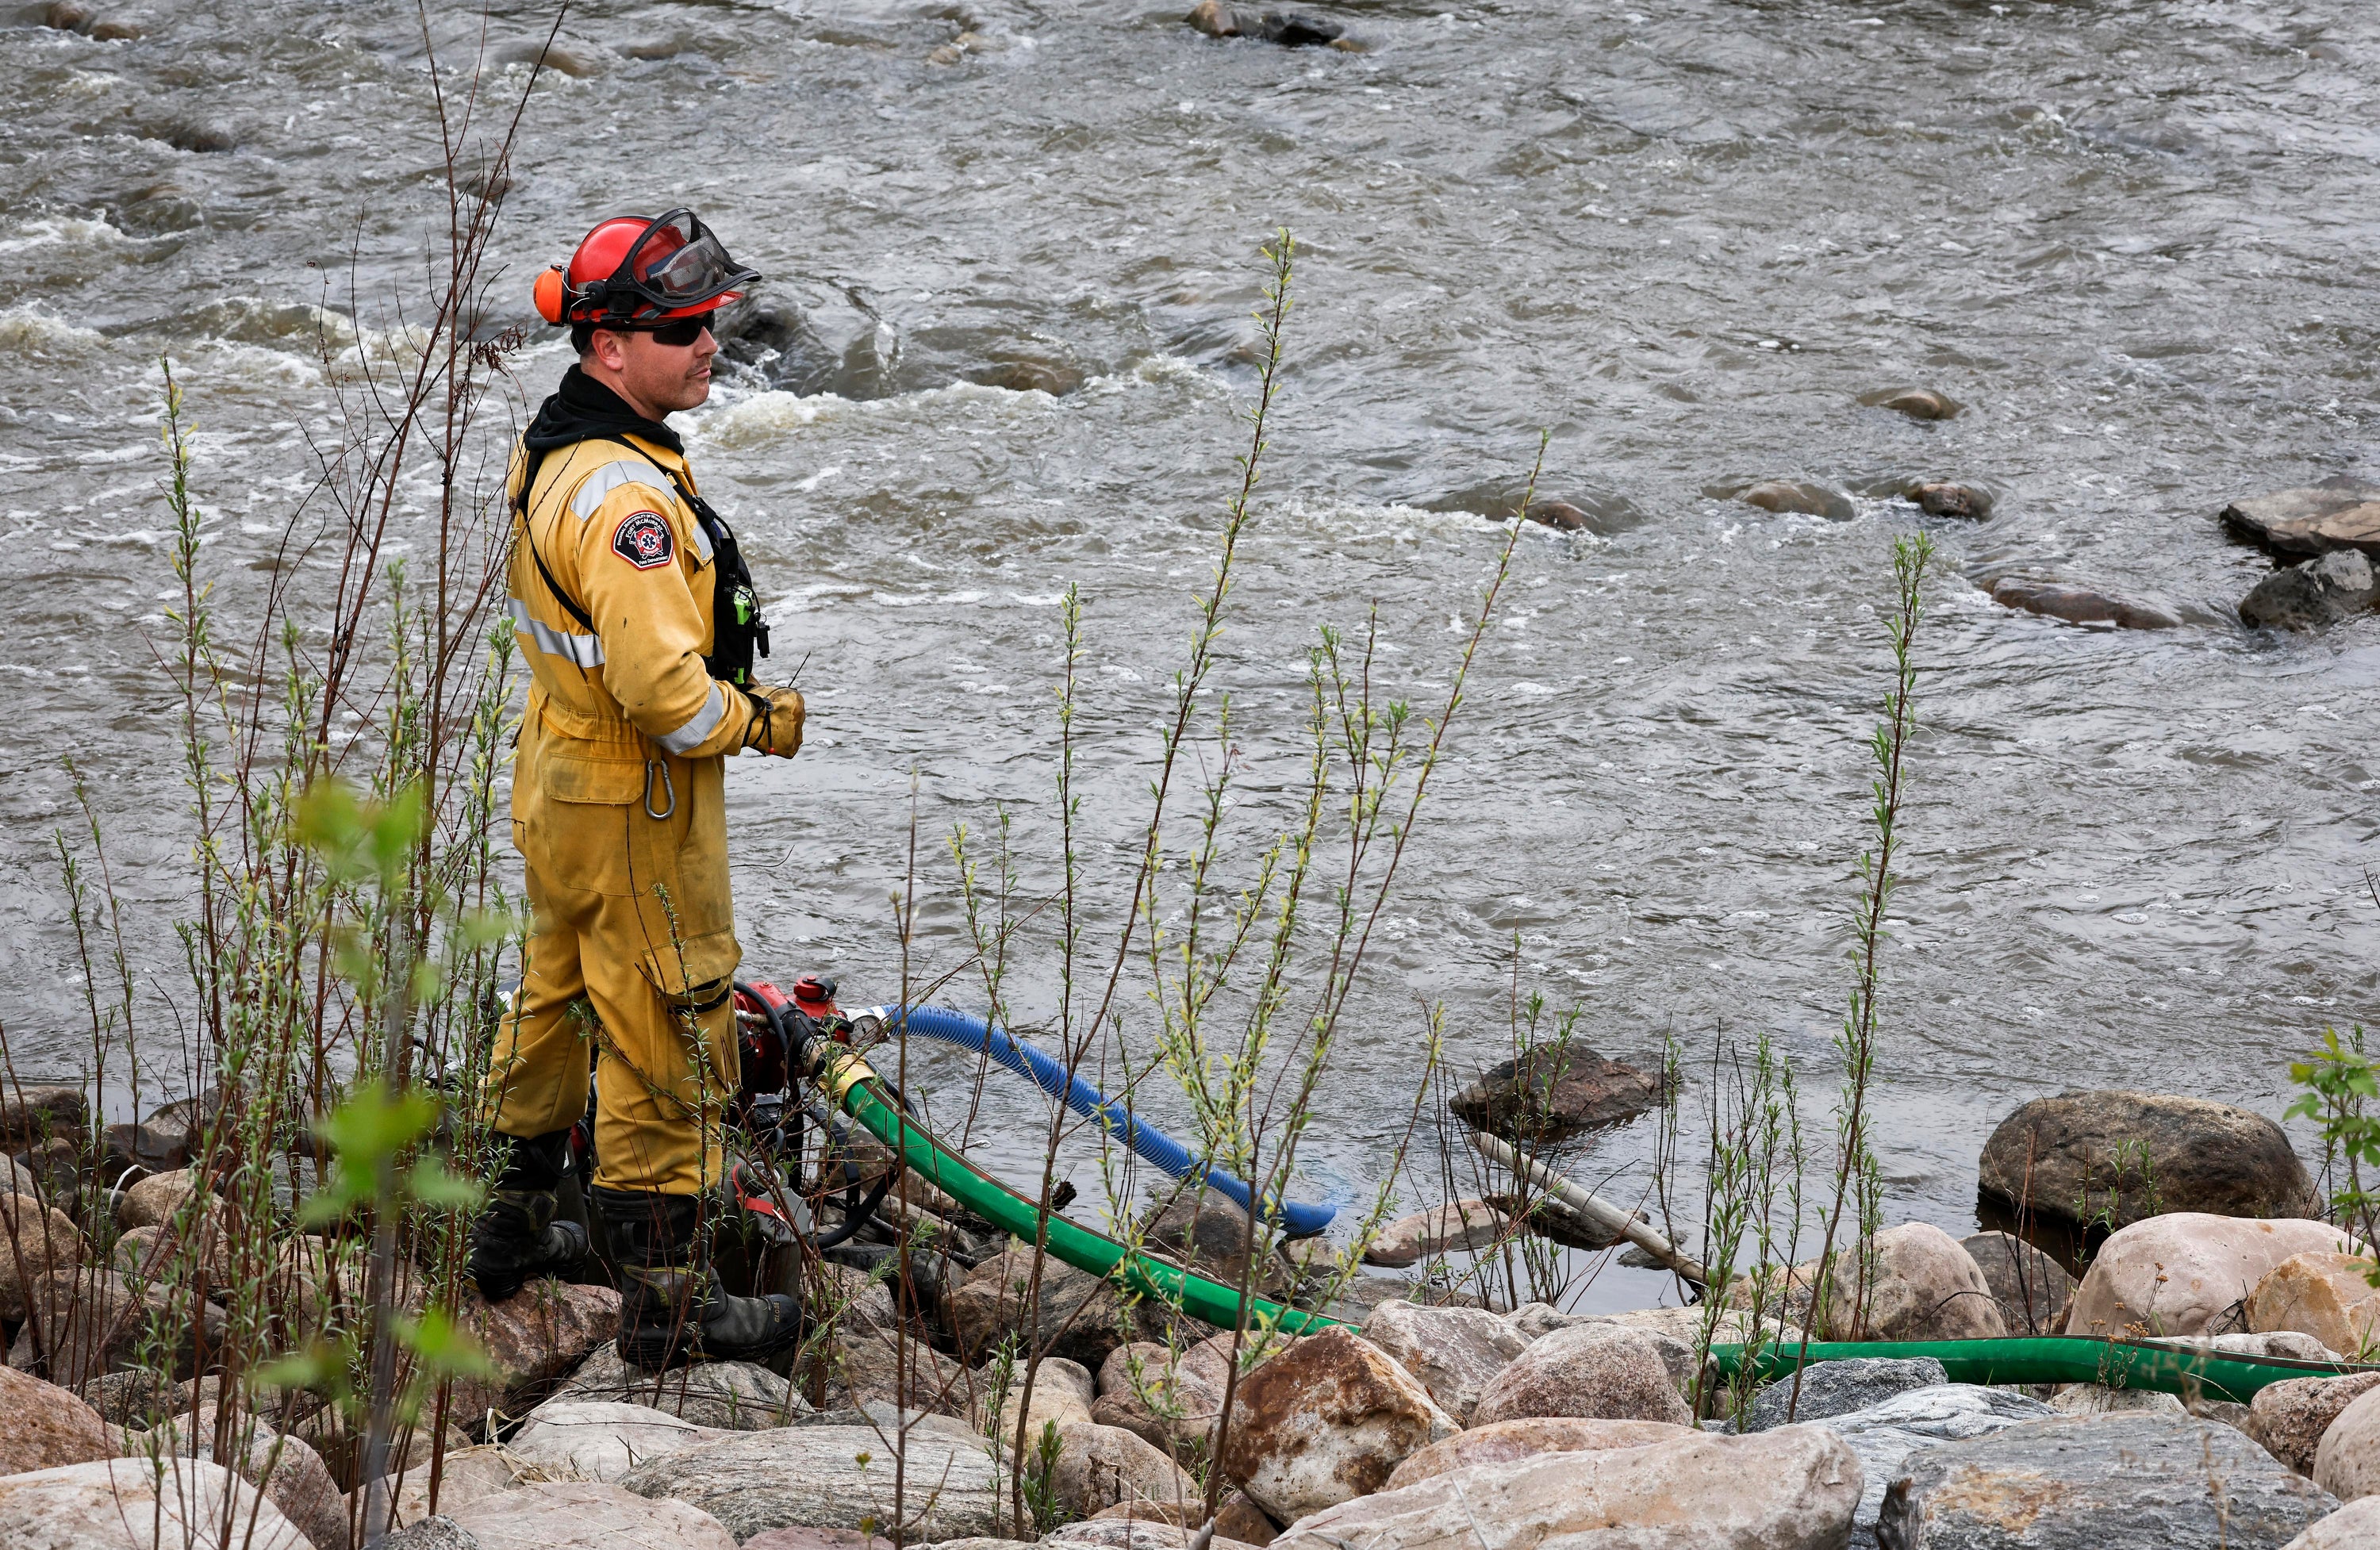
[1449,1045,1665,1145]
[1961,1230,2075,1335]
[2241,551,2378,630]
[1988,577,2182,630]
[0,1456,309,1548]
[551,1342,808,1430]
[1911,482,1993,519]
[1739,481,1856,521]
[1877,1414,2333,1548]
[616,1423,1001,1543]
[1744,1358,1950,1432]
[1863,386,1963,420]
[1815,1384,2058,1548]
[1977,1090,2316,1248]
[2221,478,2380,557]
[385,1521,483,1550]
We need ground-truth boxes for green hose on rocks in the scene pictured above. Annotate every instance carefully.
[1710,1336,2380,1404]
[823,1048,2378,1400]
[823,1049,1350,1335]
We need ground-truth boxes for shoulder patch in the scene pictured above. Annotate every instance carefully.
[612,511,675,570]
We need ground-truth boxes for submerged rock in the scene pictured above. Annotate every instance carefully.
[2220,478,2380,558]
[1879,1414,2332,1548]
[1910,481,1993,519]
[2241,551,2378,630]
[2251,1372,2380,1476]
[1449,1045,1665,1145]
[1861,386,1962,421]
[1184,1,1344,45]
[1988,577,2182,630]
[2067,1215,2359,1342]
[1217,1326,1457,1521]
[1960,1230,2075,1335]
[1978,1090,2314,1252]
[1739,481,1856,520]
[1273,1427,1865,1550]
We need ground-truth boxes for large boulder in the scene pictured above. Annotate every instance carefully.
[1273,1425,1864,1550]
[2317,1386,2380,1501]
[2251,1374,2380,1477]
[0,1363,113,1474]
[0,1191,86,1321]
[1048,1420,1195,1517]
[1044,1524,1264,1550]
[617,1424,1000,1542]
[1360,1202,1507,1269]
[996,1354,1095,1443]
[386,1442,536,1528]
[133,1403,350,1550]
[2250,1254,2380,1360]
[1960,1230,2077,1335]
[1742,1357,1951,1432]
[0,1456,308,1548]
[1738,480,1856,520]
[947,1249,1177,1371]
[1092,1339,1230,1461]
[119,1168,206,1230]
[444,1281,620,1428]
[1448,1045,1664,1145]
[509,1398,727,1482]
[2285,1495,2380,1547]
[1879,1414,2332,1548]
[551,1343,808,1430]
[2221,479,2380,558]
[26,1265,229,1385]
[450,1479,737,1550]
[1978,1092,2315,1249]
[1215,1327,1457,1521]
[2242,551,2379,630]
[1472,1320,1694,1428]
[1384,1416,1695,1488]
[0,1083,86,1145]
[1823,1223,2006,1341]
[1357,1301,1529,1425]
[1807,1384,2057,1545]
[2067,1216,2359,1340]
[1140,1189,1277,1293]
[820,1320,970,1417]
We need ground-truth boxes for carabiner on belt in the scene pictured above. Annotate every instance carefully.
[643,758,676,820]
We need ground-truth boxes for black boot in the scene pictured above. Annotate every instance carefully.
[593,1184,803,1371]
[467,1130,589,1303]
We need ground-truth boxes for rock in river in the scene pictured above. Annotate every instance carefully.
[1273,1425,1865,1550]
[1910,481,1992,519]
[1216,1326,1457,1522]
[1184,1,1343,46]
[1878,1414,2332,1548]
[1739,480,1856,520]
[1449,1044,1665,1145]
[1987,577,2182,630]
[2240,551,2378,630]
[2221,478,2380,558]
[1978,1089,2316,1249]
[1861,386,1962,421]
[1361,1199,1507,1268]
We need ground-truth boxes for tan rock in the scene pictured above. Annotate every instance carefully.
[948,1248,1177,1371]
[1091,1338,1231,1461]
[1273,1425,1864,1550]
[386,1441,547,1527]
[1216,1326,1457,1521]
[1050,1419,1196,1517]
[2251,1253,2380,1360]
[0,1191,86,1321]
[2069,1215,2361,1340]
[996,1355,1094,1440]
[451,1478,739,1550]
[2251,1372,2380,1477]
[1357,1300,1528,1425]
[1361,1201,1507,1268]
[133,1403,350,1550]
[119,1167,204,1230]
[2284,1493,2380,1547]
[821,1318,972,1417]
[1822,1222,2006,1341]
[2318,1384,2380,1501]
[1044,1523,1264,1550]
[0,1456,308,1548]
[1472,1320,1695,1428]
[0,1364,112,1474]
[1087,1489,1275,1545]
[509,1398,728,1482]
[445,1280,621,1427]
[1385,1415,1695,1488]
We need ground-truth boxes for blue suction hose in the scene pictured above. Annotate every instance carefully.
[863,1003,1337,1238]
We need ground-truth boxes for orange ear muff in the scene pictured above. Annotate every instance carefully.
[533,265,567,325]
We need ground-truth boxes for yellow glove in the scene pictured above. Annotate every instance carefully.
[745,685,805,758]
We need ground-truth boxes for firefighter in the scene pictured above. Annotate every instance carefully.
[470,209,807,1369]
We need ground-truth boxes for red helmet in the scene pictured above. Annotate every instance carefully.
[532,209,758,327]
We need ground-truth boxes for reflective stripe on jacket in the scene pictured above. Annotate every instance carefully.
[504,431,759,759]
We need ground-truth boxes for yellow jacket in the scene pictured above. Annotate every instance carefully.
[504,431,762,761]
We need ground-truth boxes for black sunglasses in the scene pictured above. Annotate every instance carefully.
[648,311,718,347]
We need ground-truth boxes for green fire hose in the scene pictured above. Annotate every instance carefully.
[823,1048,1349,1335]
[824,1048,2378,1401]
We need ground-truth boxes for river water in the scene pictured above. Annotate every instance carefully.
[4,0,2378,1309]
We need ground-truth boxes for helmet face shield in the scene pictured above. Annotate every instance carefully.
[577,209,760,324]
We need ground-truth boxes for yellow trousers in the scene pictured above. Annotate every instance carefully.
[486,713,743,1195]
